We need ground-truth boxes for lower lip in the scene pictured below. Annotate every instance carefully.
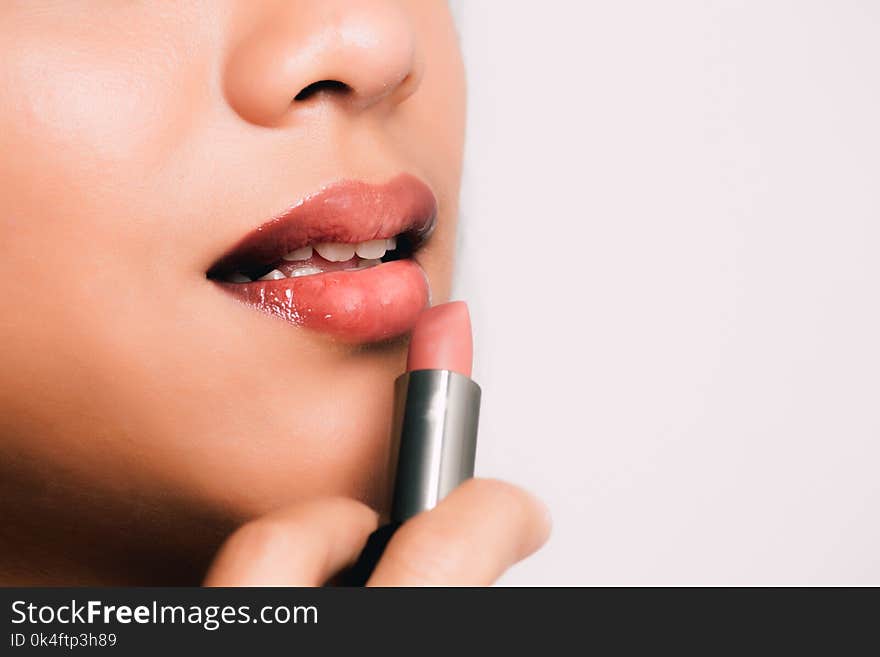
[214,259,429,343]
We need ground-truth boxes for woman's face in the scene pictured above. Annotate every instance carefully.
[0,1,464,583]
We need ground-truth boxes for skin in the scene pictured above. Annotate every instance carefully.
[0,0,549,585]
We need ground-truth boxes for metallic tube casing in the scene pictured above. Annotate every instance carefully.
[389,369,482,523]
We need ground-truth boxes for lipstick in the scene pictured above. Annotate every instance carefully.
[341,301,481,585]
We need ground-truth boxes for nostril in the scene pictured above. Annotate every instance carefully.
[293,79,351,102]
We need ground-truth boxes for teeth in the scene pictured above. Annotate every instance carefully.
[355,239,387,260]
[282,245,313,261]
[290,266,322,278]
[258,269,286,281]
[315,242,356,262]
[228,236,399,283]
[357,258,383,270]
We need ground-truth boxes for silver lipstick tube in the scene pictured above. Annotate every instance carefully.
[388,369,482,523]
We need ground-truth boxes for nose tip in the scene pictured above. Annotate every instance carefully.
[224,2,421,127]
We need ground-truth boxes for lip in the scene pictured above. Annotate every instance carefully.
[208,174,437,343]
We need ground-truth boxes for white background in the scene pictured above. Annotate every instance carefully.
[451,1,880,584]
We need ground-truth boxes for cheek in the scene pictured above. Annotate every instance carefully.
[395,4,466,180]
[0,34,205,174]
[0,16,214,262]
[3,52,168,168]
[390,4,466,302]
[0,17,217,355]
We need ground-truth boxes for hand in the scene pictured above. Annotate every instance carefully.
[203,478,551,586]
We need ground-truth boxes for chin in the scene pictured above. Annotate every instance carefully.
[165,356,402,524]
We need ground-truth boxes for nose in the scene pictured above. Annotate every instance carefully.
[224,1,422,127]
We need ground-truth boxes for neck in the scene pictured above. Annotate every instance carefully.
[0,455,233,586]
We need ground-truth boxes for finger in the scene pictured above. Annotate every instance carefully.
[367,478,551,586]
[203,497,378,586]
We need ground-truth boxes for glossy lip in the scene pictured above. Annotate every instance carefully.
[208,174,438,343]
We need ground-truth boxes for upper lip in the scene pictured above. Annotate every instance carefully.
[207,174,438,279]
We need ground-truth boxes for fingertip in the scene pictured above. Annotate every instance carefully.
[319,496,381,530]
[455,478,552,558]
[532,493,553,553]
[367,477,550,586]
[203,496,381,587]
